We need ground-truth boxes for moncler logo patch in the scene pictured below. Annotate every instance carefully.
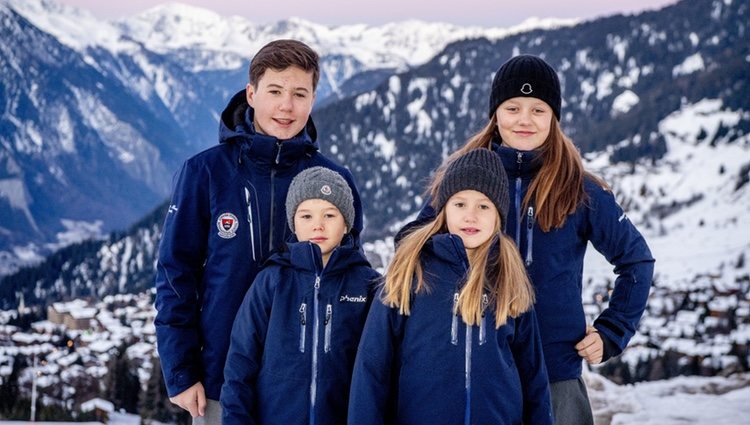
[340,295,368,303]
[521,83,533,94]
[217,212,239,239]
[321,185,332,196]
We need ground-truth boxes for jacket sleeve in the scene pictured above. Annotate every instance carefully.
[511,307,554,425]
[348,292,403,425]
[586,182,655,358]
[220,270,275,425]
[153,159,209,397]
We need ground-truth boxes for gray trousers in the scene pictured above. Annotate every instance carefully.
[192,399,222,425]
[550,377,595,425]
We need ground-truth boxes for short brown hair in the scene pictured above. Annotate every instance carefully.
[249,39,320,91]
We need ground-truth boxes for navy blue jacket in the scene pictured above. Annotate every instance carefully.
[221,238,380,425]
[154,90,364,399]
[408,143,655,384]
[349,234,553,425]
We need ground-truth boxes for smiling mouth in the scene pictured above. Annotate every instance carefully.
[274,118,293,126]
[461,228,480,235]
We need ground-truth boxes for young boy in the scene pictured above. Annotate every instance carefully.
[154,40,363,424]
[221,167,380,425]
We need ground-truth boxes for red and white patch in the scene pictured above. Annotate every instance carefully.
[217,212,239,239]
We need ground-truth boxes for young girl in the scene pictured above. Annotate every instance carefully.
[349,149,553,425]
[221,167,380,425]
[410,54,655,425]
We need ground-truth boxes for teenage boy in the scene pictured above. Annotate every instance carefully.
[154,39,363,424]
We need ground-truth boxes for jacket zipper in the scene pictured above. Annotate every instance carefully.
[309,274,321,425]
[464,320,473,425]
[324,304,332,353]
[299,302,307,353]
[268,142,282,253]
[244,188,257,262]
[479,294,488,345]
[526,206,535,266]
[515,152,523,244]
[451,292,459,345]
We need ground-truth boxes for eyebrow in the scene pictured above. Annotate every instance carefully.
[265,83,310,93]
[296,207,339,213]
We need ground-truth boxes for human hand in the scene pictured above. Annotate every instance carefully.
[575,326,603,364]
[169,382,206,418]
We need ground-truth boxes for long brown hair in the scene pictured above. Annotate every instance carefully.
[428,116,607,231]
[383,207,534,327]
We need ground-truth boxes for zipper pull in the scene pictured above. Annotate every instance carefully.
[527,206,534,227]
[325,304,332,325]
[299,303,307,325]
[314,275,321,289]
[516,152,523,164]
[274,142,282,165]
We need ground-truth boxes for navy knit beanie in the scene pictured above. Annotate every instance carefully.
[286,167,354,232]
[488,54,561,120]
[434,148,509,226]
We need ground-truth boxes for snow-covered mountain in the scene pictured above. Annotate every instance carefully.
[0,0,577,275]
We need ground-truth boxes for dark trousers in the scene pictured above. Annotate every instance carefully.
[550,377,595,425]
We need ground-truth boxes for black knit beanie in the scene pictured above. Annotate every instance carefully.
[286,167,355,232]
[434,148,509,226]
[488,54,561,120]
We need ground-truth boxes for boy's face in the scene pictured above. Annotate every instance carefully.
[294,199,347,263]
[246,66,315,140]
[445,190,499,251]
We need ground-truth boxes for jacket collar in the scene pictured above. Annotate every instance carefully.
[424,233,470,274]
[491,141,543,179]
[267,234,370,276]
[219,89,319,167]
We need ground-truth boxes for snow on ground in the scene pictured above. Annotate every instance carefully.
[587,372,750,425]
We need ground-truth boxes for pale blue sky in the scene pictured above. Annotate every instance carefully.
[55,0,679,27]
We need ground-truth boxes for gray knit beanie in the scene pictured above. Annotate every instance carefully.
[488,54,561,120]
[286,167,355,232]
[434,148,509,226]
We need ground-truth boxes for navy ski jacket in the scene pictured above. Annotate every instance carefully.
[221,237,380,425]
[349,233,553,425]
[407,143,655,384]
[154,90,364,399]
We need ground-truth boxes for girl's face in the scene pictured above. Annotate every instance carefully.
[445,190,499,251]
[494,96,553,151]
[294,199,347,264]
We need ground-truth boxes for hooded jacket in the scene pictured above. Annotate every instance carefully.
[349,233,553,425]
[221,237,380,425]
[405,143,655,384]
[154,90,364,399]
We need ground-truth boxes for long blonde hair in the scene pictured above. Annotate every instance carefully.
[428,116,607,231]
[383,207,534,327]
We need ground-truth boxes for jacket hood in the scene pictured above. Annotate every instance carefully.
[218,90,319,165]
